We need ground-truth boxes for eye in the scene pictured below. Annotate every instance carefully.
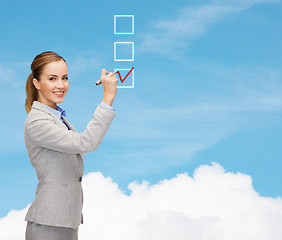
[49,77,56,81]
[63,77,68,80]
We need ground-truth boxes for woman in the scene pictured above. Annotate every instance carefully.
[24,51,118,240]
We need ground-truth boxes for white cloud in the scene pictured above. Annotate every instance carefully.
[137,0,281,58]
[211,0,281,9]
[0,205,29,240]
[1,162,282,240]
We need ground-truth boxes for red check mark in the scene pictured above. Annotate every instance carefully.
[117,67,134,83]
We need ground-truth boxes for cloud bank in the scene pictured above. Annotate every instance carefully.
[138,0,281,58]
[1,162,282,240]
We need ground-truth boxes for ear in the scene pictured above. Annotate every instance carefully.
[33,78,40,90]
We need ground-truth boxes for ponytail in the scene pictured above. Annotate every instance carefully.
[25,73,38,113]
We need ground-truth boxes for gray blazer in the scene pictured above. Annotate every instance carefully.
[24,101,116,229]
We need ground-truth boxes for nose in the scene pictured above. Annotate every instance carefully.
[56,79,64,89]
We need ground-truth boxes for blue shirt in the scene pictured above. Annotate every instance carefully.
[36,101,115,124]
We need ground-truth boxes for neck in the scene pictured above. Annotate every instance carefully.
[37,98,57,110]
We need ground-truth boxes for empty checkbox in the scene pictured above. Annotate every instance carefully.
[114,15,134,34]
[114,42,134,61]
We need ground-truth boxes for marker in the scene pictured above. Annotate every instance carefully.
[95,71,119,86]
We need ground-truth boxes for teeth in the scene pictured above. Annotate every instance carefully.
[54,92,64,94]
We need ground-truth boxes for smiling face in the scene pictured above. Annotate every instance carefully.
[33,60,69,109]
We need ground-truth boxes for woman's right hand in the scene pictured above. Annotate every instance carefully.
[100,69,118,106]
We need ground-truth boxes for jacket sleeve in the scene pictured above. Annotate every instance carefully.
[24,104,116,154]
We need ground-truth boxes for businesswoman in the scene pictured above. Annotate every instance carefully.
[24,51,118,240]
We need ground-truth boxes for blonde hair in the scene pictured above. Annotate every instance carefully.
[25,51,67,113]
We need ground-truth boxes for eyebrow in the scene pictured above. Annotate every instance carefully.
[48,74,68,77]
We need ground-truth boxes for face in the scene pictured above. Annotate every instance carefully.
[33,60,69,109]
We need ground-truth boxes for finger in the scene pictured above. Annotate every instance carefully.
[101,69,109,78]
[107,72,115,77]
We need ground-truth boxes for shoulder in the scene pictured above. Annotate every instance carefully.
[25,107,54,128]
[25,101,55,122]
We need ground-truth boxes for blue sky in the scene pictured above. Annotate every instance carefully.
[0,0,282,218]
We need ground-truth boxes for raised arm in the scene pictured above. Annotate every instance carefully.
[24,104,116,154]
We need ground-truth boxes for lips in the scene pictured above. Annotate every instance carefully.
[53,91,65,97]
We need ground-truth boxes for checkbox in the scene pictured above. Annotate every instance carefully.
[114,42,134,61]
[114,15,134,34]
[115,68,134,88]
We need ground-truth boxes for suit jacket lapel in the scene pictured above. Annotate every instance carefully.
[32,101,67,128]
[61,115,76,132]
[31,101,85,163]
